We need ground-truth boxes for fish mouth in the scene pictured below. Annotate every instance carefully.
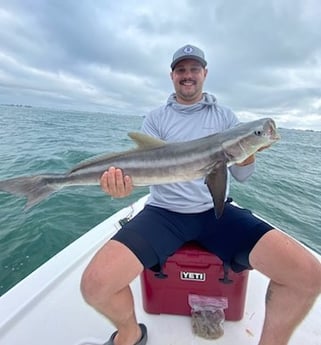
[264,119,281,141]
[273,132,281,140]
[269,129,281,141]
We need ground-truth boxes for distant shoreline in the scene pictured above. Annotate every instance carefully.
[0,104,32,108]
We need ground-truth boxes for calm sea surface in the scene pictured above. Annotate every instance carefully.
[0,105,320,296]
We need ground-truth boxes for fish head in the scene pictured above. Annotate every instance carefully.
[223,118,280,164]
[240,117,280,156]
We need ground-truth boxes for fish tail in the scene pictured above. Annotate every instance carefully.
[0,175,58,210]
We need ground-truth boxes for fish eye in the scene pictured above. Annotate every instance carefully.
[254,130,262,136]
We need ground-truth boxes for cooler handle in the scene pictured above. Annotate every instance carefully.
[175,262,211,269]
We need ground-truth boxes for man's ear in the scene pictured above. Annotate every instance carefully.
[204,68,208,78]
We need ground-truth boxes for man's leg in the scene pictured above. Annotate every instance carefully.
[249,229,321,345]
[81,239,144,345]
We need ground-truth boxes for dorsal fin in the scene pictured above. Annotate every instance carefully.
[128,132,166,149]
[69,132,165,175]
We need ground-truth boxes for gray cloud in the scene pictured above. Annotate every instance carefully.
[0,0,320,129]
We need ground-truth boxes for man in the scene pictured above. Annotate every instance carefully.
[81,45,321,345]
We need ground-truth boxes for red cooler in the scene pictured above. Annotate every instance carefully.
[140,242,249,321]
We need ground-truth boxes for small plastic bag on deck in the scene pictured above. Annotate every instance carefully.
[188,294,228,339]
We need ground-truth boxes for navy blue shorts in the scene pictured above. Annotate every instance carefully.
[112,201,273,272]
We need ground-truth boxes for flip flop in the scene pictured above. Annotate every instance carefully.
[104,323,147,345]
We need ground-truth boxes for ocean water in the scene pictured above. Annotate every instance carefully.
[0,105,320,296]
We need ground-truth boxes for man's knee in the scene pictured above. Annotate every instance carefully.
[80,259,115,307]
[286,243,321,298]
[301,255,321,297]
[250,229,321,295]
[80,240,143,306]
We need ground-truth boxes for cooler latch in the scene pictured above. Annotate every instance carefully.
[154,269,168,279]
[219,262,233,284]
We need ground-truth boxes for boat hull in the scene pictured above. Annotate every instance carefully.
[0,195,320,345]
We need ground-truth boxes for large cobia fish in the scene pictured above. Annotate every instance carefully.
[0,118,280,218]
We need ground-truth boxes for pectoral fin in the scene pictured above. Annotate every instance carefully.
[205,161,228,219]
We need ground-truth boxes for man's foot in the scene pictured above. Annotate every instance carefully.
[104,323,147,345]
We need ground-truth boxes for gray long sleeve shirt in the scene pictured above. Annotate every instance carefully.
[141,93,255,213]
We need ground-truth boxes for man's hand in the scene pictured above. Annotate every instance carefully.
[236,144,272,166]
[100,167,133,198]
[236,154,255,166]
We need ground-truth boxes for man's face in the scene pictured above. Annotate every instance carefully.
[170,59,207,105]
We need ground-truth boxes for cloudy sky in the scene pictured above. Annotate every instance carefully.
[0,0,321,130]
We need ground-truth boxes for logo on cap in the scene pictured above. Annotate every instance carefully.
[183,46,194,54]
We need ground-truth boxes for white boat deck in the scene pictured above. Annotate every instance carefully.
[0,195,320,345]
